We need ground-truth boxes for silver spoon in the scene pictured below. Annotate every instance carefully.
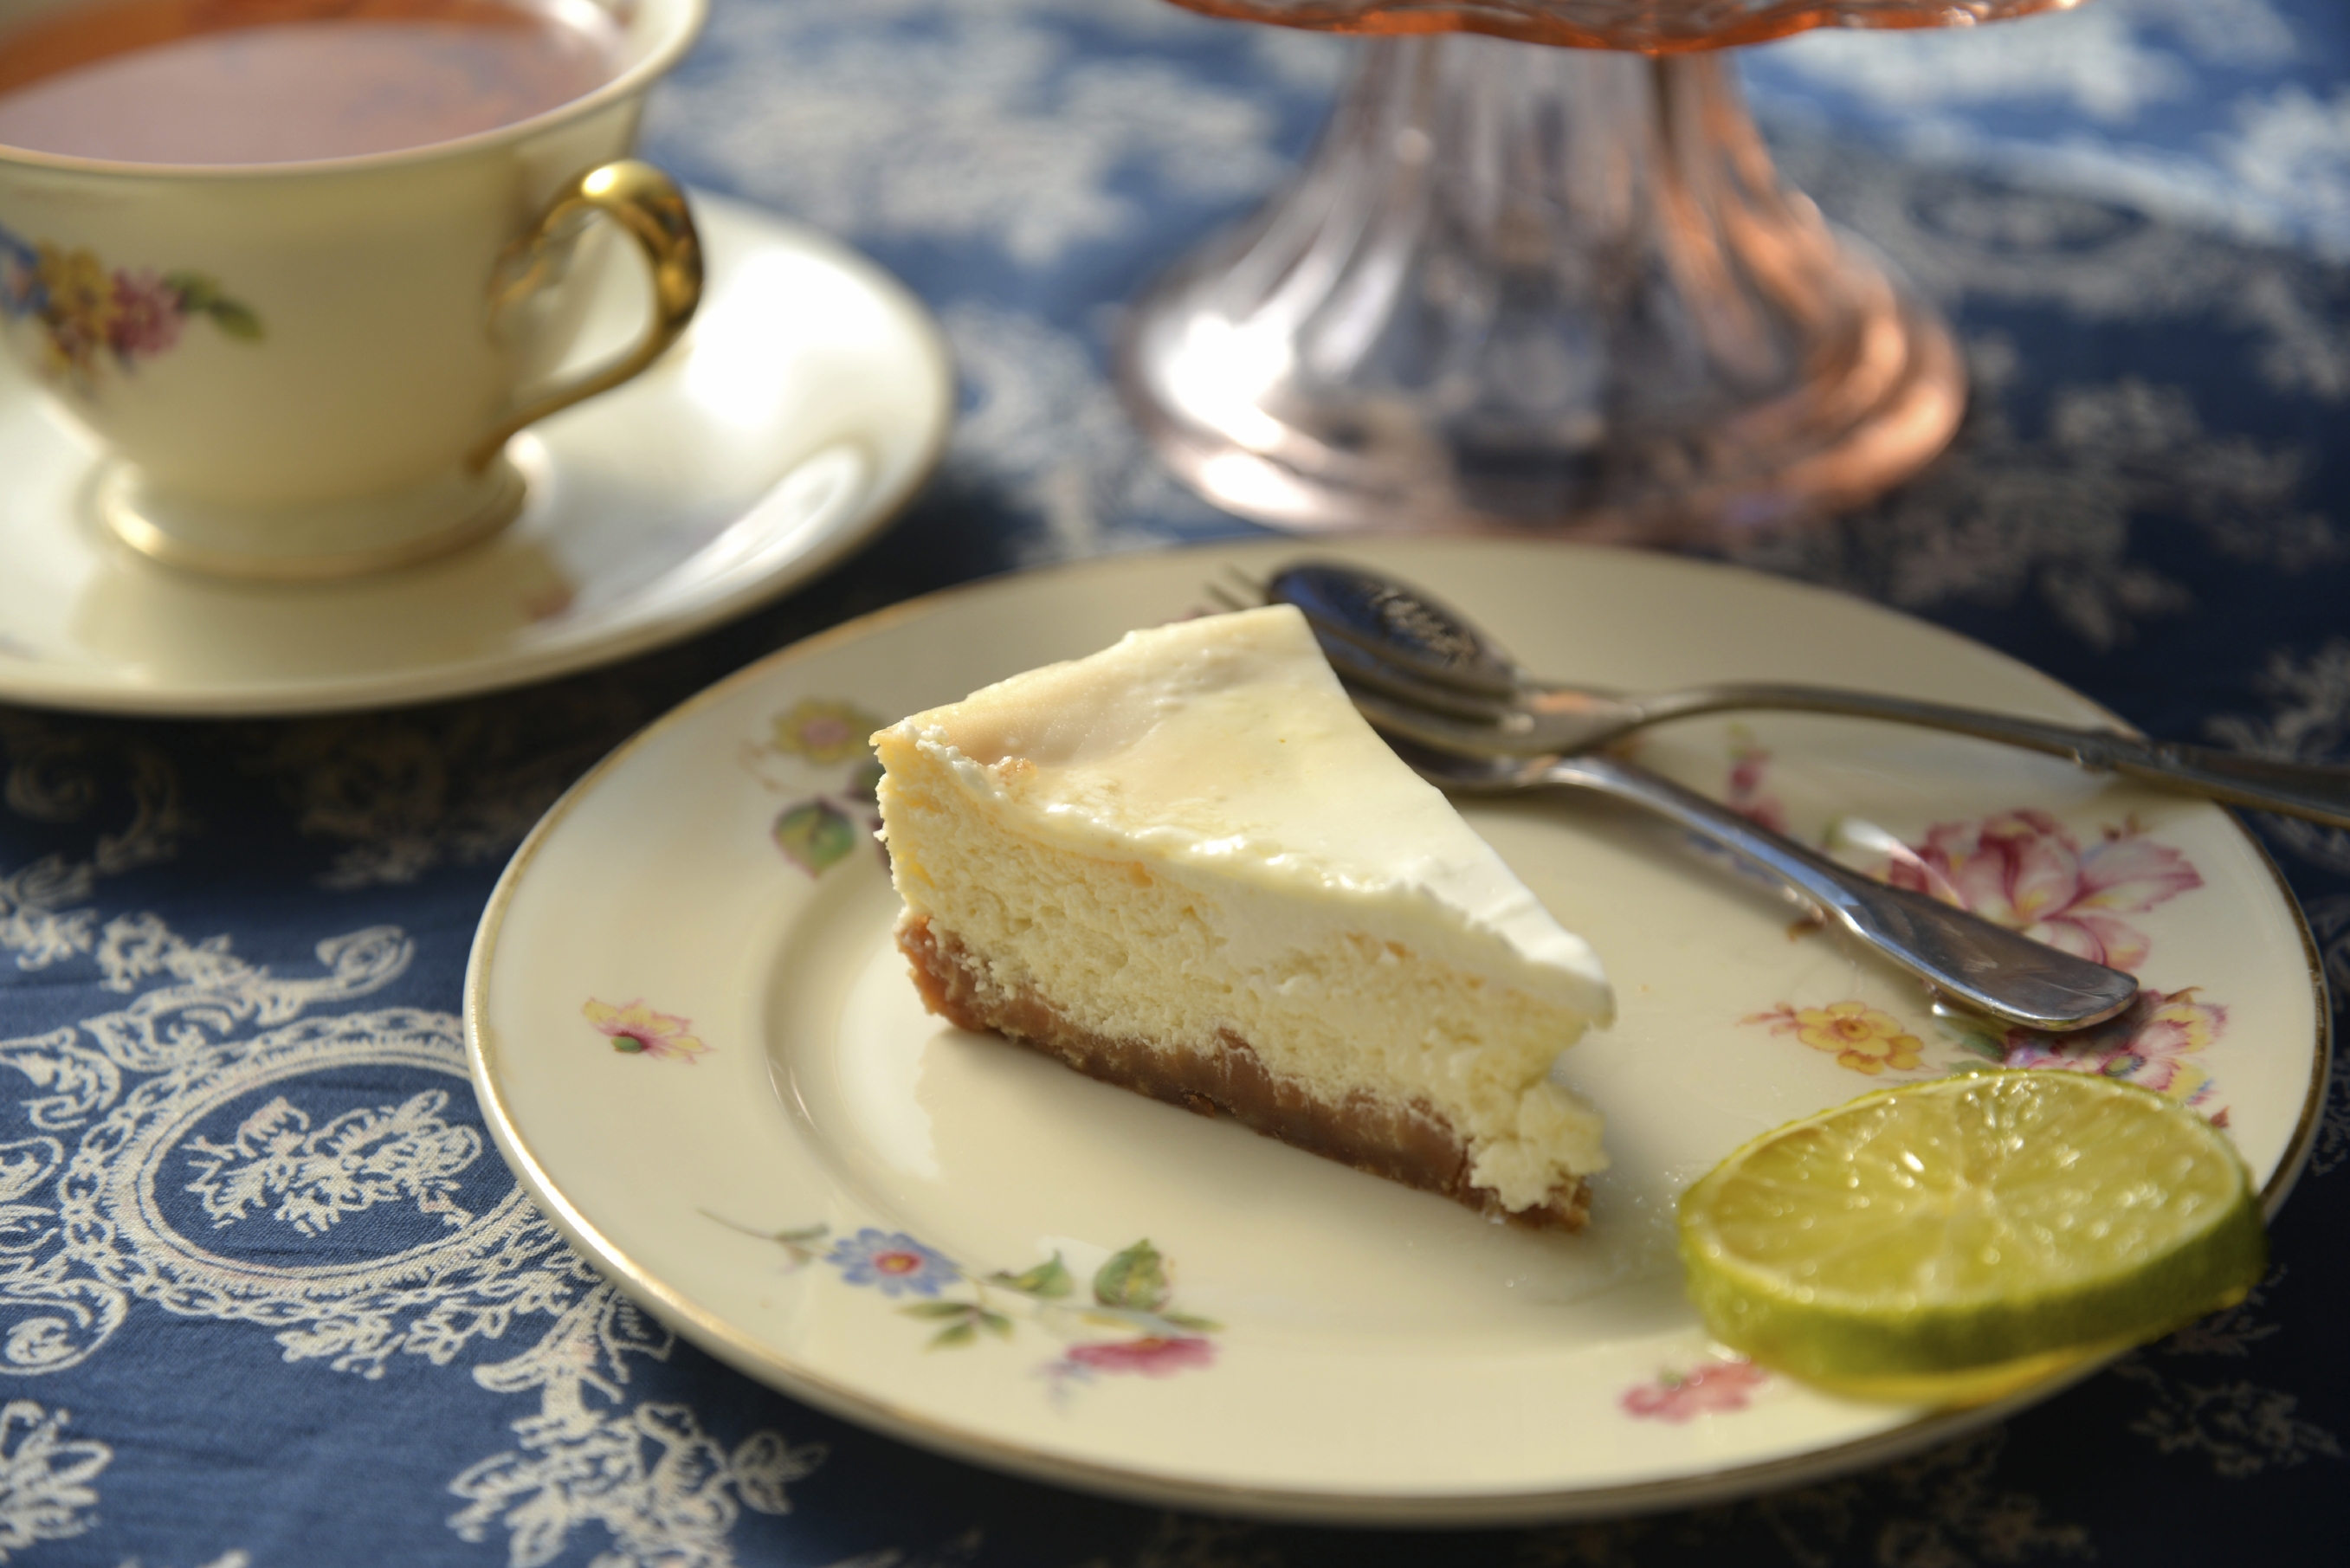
[1234,564,2141,1030]
[1267,561,2350,829]
[1375,734,2140,1034]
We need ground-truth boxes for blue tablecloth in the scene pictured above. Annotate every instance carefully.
[3,1,2345,1561]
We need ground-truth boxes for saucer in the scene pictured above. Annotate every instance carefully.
[0,193,952,716]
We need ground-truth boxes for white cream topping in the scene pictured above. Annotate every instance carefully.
[885,605,1613,1023]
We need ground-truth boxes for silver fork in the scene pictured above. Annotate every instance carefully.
[1249,560,2350,829]
[1210,568,2143,1033]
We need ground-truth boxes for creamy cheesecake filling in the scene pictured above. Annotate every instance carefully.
[899,918,1592,1229]
[872,604,1613,1219]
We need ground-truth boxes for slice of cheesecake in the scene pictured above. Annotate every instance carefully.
[870,603,1614,1227]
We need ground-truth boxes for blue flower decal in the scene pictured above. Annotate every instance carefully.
[0,226,42,319]
[824,1228,959,1298]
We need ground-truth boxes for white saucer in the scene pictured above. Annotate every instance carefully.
[0,193,952,716]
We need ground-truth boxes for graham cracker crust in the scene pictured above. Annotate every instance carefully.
[899,916,1590,1231]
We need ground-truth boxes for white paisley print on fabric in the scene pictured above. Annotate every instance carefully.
[0,803,828,1564]
[182,1088,483,1236]
[0,1398,107,1561]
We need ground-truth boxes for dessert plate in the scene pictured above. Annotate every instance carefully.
[0,193,952,716]
[467,539,2327,1524]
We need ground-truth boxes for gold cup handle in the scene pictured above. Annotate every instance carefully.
[467,159,704,471]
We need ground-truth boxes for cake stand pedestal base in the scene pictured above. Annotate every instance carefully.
[1119,37,1963,543]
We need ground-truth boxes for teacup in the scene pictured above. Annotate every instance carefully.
[0,0,707,581]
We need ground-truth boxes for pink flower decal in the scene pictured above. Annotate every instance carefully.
[1881,810,2201,972]
[1064,1335,1216,1378]
[109,268,184,358]
[581,997,710,1064]
[1998,987,2224,1105]
[1724,728,1789,835]
[1745,1000,1926,1075]
[771,699,883,764]
[1623,1359,1767,1422]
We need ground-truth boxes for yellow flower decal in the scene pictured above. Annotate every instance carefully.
[582,997,709,1064]
[1746,1000,1924,1075]
[771,699,883,764]
[41,246,115,330]
[36,243,117,374]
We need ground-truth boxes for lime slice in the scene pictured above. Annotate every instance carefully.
[1677,1070,2265,1402]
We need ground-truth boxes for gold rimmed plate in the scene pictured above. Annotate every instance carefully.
[465,539,2327,1522]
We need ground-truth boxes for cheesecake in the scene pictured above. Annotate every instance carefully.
[870,604,1614,1226]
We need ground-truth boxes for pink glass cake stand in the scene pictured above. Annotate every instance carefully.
[1119,0,2076,543]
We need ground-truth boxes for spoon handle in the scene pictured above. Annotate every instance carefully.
[1537,752,2142,1033]
[1640,685,2350,829]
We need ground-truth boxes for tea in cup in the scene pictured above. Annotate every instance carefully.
[0,0,707,581]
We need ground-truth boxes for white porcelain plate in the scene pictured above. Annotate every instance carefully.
[467,539,2328,1523]
[0,193,951,715]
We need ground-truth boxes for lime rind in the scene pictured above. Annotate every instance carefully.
[1677,1071,2267,1389]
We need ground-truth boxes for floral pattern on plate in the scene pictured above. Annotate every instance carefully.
[739,699,887,876]
[1877,809,2202,971]
[0,224,261,383]
[1743,1001,1926,1075]
[1622,1359,1769,1423]
[582,998,711,1064]
[1727,738,2230,1108]
[1724,725,1791,835]
[716,1220,1221,1400]
[1953,987,2228,1112]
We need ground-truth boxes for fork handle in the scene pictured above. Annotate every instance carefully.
[1539,752,2142,1033]
[1637,685,2350,829]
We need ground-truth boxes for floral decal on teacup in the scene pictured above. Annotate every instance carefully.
[0,223,261,384]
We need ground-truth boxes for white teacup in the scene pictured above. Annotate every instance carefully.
[0,0,706,581]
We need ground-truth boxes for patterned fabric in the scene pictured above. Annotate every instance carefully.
[2,0,2345,1561]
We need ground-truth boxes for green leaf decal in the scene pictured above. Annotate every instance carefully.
[1939,1016,2010,1063]
[773,800,860,874]
[843,758,884,805]
[990,1254,1073,1299]
[1160,1311,1223,1333]
[899,1301,971,1321]
[163,271,217,310]
[1092,1240,1170,1312]
[979,1309,1014,1339]
[928,1320,977,1350]
[207,299,264,342]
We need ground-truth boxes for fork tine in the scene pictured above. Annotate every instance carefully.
[1201,563,1273,616]
[1337,678,1558,756]
[1316,630,1529,723]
